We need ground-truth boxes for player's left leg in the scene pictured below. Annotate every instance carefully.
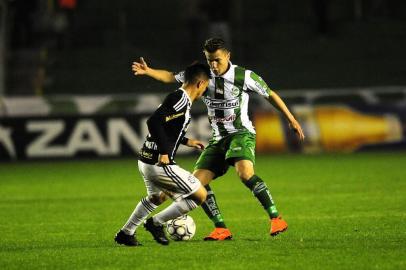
[228,132,288,236]
[235,160,288,236]
[151,184,207,225]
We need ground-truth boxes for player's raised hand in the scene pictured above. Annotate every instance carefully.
[132,57,149,76]
[186,139,205,150]
[289,119,305,141]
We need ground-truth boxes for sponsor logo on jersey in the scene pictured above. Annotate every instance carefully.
[208,114,236,123]
[216,88,224,95]
[144,141,158,150]
[139,149,153,159]
[255,81,269,96]
[187,175,197,184]
[165,112,185,122]
[250,72,269,96]
[203,98,240,109]
[231,147,242,151]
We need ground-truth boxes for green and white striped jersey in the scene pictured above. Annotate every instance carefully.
[175,62,273,141]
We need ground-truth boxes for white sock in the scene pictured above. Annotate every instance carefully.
[122,197,158,235]
[153,198,197,225]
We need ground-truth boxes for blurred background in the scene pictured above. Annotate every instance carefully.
[1,0,406,160]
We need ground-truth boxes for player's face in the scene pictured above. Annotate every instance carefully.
[204,49,230,76]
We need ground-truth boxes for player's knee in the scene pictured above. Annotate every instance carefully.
[235,160,255,181]
[199,187,208,204]
[148,193,167,205]
[197,191,207,205]
[191,186,207,205]
[148,194,161,205]
[193,169,214,186]
[237,170,254,182]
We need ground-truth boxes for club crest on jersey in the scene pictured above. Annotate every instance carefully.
[231,86,240,97]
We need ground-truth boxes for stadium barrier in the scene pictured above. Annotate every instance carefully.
[255,105,405,153]
[0,113,212,161]
[1,87,405,161]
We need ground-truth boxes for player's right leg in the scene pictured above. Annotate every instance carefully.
[193,141,233,241]
[115,193,164,246]
[115,161,168,246]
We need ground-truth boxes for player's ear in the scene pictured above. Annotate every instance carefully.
[197,80,208,94]
[196,80,203,89]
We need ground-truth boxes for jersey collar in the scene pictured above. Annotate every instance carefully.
[212,61,233,78]
[179,87,192,104]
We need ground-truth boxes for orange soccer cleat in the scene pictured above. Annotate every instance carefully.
[270,216,288,236]
[203,228,233,241]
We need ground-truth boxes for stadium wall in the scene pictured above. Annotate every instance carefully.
[0,87,405,161]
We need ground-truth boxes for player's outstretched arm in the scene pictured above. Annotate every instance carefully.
[268,92,305,141]
[132,57,176,83]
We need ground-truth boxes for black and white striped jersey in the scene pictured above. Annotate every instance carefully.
[139,88,192,165]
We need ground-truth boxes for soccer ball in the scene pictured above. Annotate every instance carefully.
[166,215,196,241]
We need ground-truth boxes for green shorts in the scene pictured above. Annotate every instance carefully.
[194,131,256,179]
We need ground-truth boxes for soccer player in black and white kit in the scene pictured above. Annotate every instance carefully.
[115,63,211,246]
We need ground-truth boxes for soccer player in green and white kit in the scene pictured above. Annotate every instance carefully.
[132,38,305,240]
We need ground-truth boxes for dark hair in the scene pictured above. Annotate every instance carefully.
[184,63,212,84]
[203,38,229,53]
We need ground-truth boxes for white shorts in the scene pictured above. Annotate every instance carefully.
[137,160,201,200]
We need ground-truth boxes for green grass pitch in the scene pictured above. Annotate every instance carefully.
[0,152,405,269]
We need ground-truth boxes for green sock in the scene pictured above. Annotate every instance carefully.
[201,185,227,228]
[244,175,279,218]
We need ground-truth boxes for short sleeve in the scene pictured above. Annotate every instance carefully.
[155,91,187,118]
[147,90,187,154]
[174,71,185,83]
[245,70,273,98]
